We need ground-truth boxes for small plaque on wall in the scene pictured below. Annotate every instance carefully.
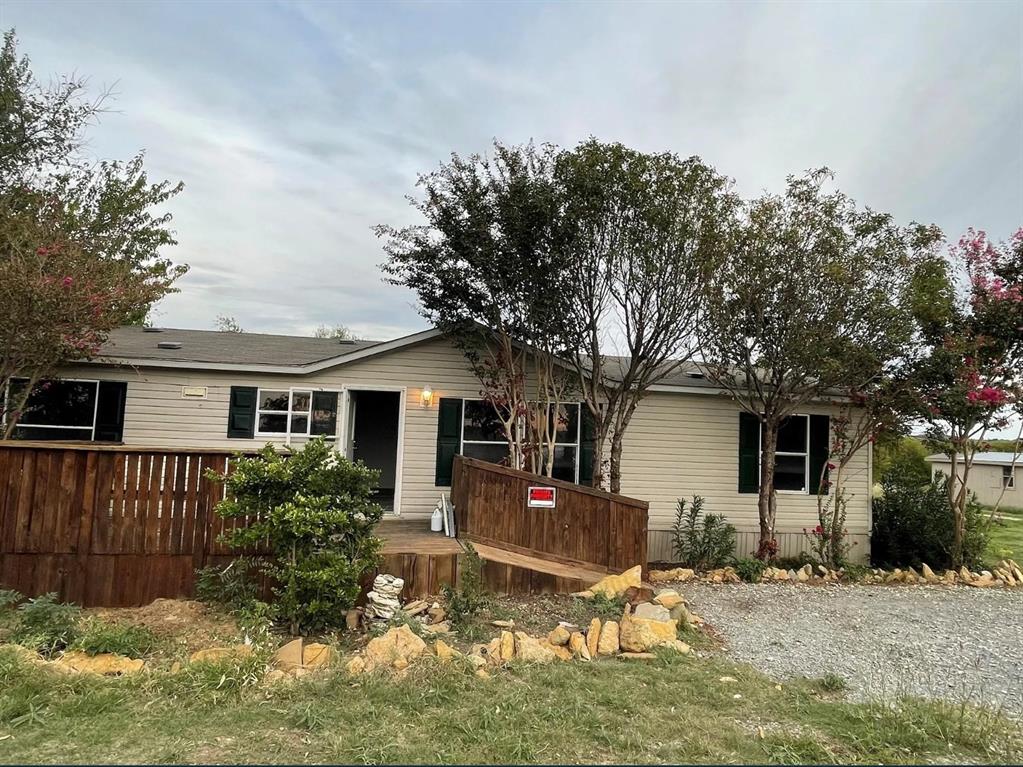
[181,386,208,399]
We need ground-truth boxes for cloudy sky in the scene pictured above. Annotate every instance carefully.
[5,0,1022,342]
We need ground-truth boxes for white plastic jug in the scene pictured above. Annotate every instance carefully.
[430,505,443,532]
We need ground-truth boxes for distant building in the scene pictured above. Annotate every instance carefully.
[925,452,1020,507]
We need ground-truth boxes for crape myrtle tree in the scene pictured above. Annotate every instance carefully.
[556,140,735,492]
[0,31,185,436]
[378,141,576,475]
[700,169,938,559]
[904,228,1023,566]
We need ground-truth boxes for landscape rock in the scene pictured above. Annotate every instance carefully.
[271,638,305,670]
[569,631,591,660]
[433,639,461,663]
[363,624,428,671]
[652,589,685,610]
[633,602,672,622]
[346,656,367,675]
[545,642,573,661]
[428,606,447,624]
[648,567,695,583]
[56,650,144,676]
[588,564,642,599]
[619,607,678,653]
[302,643,334,669]
[491,619,514,628]
[921,563,938,583]
[586,618,601,658]
[596,621,620,655]
[669,602,691,626]
[548,625,571,646]
[959,566,973,583]
[619,652,657,661]
[514,632,558,664]
[423,621,452,634]
[499,631,515,661]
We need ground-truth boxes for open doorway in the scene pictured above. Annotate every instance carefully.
[344,389,402,513]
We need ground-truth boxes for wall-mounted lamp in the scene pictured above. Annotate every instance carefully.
[420,386,434,408]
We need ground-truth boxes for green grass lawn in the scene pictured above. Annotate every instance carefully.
[985,507,1023,566]
[1,646,1019,764]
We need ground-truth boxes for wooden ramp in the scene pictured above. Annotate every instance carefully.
[471,542,605,595]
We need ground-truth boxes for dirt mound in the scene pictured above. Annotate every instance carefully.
[85,598,241,654]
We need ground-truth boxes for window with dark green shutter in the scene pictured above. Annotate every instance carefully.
[227,386,258,438]
[5,377,127,442]
[435,397,463,486]
[739,412,831,495]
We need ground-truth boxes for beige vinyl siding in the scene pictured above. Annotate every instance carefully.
[58,338,872,562]
[619,392,872,562]
[930,460,1019,507]
[58,336,489,520]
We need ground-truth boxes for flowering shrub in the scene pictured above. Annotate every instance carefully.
[671,495,736,569]
[208,438,383,635]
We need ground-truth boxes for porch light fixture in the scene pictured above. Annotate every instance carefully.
[420,386,434,408]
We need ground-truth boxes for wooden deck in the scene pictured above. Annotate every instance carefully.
[372,518,462,598]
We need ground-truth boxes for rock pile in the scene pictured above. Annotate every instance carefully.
[343,568,697,675]
[364,574,404,620]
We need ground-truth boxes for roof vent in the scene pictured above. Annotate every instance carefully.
[142,326,164,333]
[338,339,357,345]
[157,341,182,350]
[685,372,705,379]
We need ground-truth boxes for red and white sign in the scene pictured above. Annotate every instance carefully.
[527,486,556,508]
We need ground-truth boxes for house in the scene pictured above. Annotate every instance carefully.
[925,452,1019,507]
[3,325,874,562]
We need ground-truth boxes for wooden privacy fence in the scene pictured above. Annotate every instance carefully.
[0,442,262,607]
[450,455,648,578]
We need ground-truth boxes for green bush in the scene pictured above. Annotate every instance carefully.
[194,557,261,611]
[209,438,383,635]
[72,619,158,658]
[773,553,819,571]
[671,496,736,570]
[733,557,766,583]
[7,594,80,656]
[441,543,490,636]
[872,469,987,570]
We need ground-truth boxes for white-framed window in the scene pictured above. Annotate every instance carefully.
[255,388,339,438]
[3,377,100,440]
[459,399,581,482]
[1004,465,1016,490]
[760,415,810,493]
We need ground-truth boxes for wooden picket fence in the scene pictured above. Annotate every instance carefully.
[0,442,263,607]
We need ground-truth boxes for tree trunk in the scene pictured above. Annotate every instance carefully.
[757,421,778,558]
[609,430,624,495]
[590,426,607,490]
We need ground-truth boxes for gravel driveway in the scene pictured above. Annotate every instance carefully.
[683,582,1023,718]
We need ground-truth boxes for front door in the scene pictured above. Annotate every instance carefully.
[344,389,402,513]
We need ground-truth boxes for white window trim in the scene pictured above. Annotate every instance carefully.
[460,399,582,482]
[759,414,811,495]
[4,377,101,440]
[1004,465,1016,490]
[254,386,341,441]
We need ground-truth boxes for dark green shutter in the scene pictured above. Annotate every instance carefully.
[808,414,831,495]
[227,386,257,438]
[94,381,127,442]
[435,397,462,486]
[578,405,597,485]
[738,411,760,493]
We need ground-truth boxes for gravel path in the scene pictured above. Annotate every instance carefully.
[683,582,1023,717]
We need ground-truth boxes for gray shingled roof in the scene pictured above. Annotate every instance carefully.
[96,326,380,367]
[925,452,1020,466]
[589,356,719,389]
